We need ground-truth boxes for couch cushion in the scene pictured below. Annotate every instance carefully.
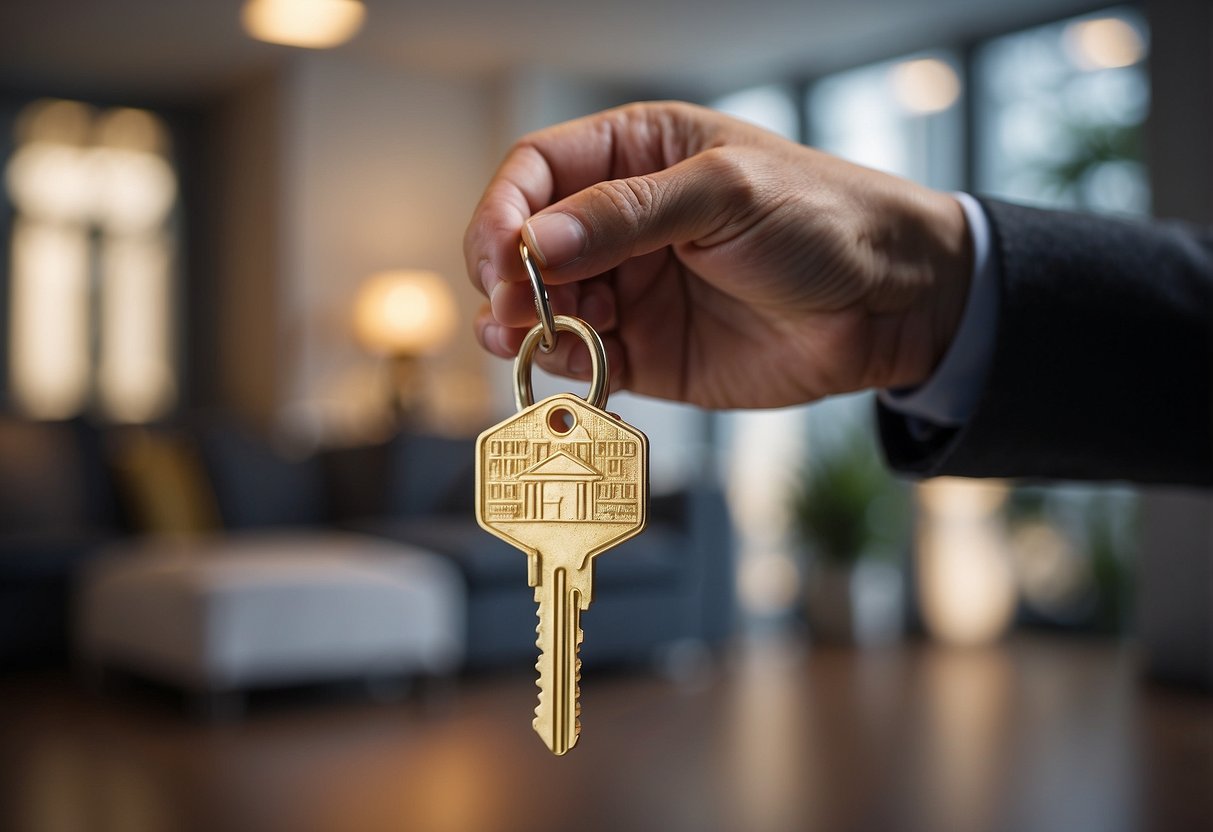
[385,435,476,517]
[108,428,221,535]
[198,424,327,529]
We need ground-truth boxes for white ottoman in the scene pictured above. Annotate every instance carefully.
[76,533,464,694]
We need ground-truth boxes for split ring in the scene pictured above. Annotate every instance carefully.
[514,315,609,412]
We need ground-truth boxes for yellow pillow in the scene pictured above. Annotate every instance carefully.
[109,428,220,536]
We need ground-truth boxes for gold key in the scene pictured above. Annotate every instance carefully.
[476,312,648,755]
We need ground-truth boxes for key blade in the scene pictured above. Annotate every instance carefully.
[533,564,585,756]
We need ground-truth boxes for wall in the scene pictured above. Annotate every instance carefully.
[278,53,497,443]
[208,56,708,493]
[208,70,284,433]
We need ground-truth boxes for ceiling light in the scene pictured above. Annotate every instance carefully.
[890,58,961,115]
[1064,17,1145,71]
[242,0,365,49]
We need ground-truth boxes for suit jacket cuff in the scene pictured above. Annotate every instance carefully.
[879,198,1213,486]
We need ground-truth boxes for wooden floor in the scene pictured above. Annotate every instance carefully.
[2,636,1212,832]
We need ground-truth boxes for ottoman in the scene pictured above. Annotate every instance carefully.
[75,532,464,696]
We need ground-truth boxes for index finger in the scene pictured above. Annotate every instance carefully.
[462,102,697,300]
[463,142,556,302]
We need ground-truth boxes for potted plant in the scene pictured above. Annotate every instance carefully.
[791,427,910,645]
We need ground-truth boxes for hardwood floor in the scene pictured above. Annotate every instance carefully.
[2,636,1211,832]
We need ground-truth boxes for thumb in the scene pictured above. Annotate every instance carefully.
[522,149,750,282]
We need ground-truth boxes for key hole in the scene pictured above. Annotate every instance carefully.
[548,407,576,435]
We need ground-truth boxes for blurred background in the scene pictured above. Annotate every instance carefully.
[0,1,1211,831]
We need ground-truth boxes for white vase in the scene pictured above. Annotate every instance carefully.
[804,559,905,646]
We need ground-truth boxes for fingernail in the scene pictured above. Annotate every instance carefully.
[568,347,590,376]
[489,281,508,319]
[525,213,587,268]
[479,259,500,296]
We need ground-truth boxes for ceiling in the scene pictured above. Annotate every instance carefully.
[0,0,1101,101]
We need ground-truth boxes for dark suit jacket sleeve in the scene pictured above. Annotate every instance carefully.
[879,198,1213,486]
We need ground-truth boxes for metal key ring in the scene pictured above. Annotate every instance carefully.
[520,239,558,353]
[514,315,609,412]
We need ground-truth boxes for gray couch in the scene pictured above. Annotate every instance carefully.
[0,415,737,673]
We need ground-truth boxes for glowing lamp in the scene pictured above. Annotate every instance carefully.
[353,270,456,357]
[353,270,456,424]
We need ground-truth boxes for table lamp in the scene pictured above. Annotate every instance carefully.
[352,269,456,423]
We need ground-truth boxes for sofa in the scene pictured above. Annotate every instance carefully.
[0,417,118,666]
[329,432,737,669]
[0,413,736,675]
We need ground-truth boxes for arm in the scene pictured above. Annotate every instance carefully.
[466,102,1213,486]
[880,199,1213,486]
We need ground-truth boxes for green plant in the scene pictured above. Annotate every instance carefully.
[790,428,909,566]
[1035,119,1143,210]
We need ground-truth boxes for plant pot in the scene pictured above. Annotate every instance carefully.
[804,559,904,646]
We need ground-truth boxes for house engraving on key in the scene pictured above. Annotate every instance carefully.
[480,396,643,530]
[518,451,601,520]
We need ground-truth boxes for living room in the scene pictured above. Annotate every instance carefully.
[2,1,1212,830]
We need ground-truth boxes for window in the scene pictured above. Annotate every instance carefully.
[712,85,799,140]
[808,53,964,190]
[971,7,1145,632]
[975,7,1149,214]
[4,98,180,422]
[708,6,1145,631]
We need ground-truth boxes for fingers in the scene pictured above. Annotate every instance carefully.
[464,102,715,300]
[532,329,629,394]
[521,147,756,283]
[472,312,628,394]
[475,277,618,359]
[464,110,627,300]
[464,144,553,301]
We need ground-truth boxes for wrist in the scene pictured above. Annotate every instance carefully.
[881,193,999,427]
[924,191,974,375]
[874,187,973,389]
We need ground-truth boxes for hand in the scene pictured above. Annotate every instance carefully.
[464,101,972,409]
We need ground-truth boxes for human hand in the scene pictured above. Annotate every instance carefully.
[464,101,972,409]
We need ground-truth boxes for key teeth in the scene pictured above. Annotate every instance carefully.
[532,581,584,751]
[574,621,583,738]
[534,603,545,719]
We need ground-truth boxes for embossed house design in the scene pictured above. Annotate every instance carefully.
[517,450,602,521]
[481,411,643,526]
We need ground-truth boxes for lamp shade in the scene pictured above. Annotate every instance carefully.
[353,270,457,357]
